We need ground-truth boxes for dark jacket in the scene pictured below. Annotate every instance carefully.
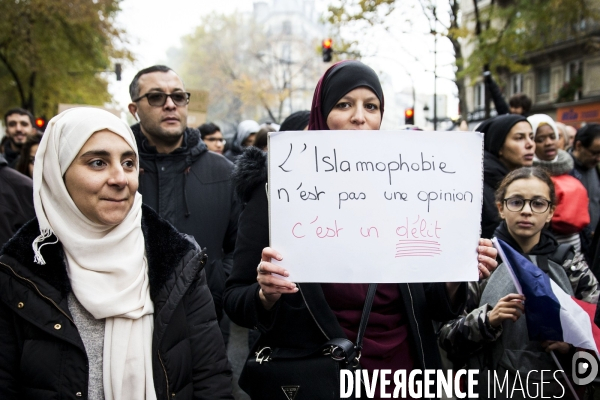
[224,148,466,373]
[131,124,240,319]
[1,139,20,168]
[0,205,233,400]
[481,151,509,239]
[0,154,35,248]
[484,75,510,115]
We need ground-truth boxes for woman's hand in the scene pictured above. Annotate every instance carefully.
[478,238,498,280]
[541,341,572,355]
[488,293,525,328]
[257,247,298,310]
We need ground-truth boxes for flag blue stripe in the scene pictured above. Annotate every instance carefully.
[497,239,563,342]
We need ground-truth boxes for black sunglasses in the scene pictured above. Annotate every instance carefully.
[133,92,190,107]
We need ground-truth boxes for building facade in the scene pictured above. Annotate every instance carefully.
[461,0,600,127]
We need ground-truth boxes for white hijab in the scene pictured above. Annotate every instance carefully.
[528,114,559,162]
[32,107,157,400]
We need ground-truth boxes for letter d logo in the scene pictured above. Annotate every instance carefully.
[572,351,598,385]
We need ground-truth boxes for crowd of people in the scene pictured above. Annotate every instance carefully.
[0,60,599,400]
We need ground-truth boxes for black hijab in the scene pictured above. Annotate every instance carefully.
[479,114,529,158]
[280,110,310,132]
[308,60,384,130]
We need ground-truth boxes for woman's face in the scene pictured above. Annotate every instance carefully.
[499,121,535,170]
[497,177,554,245]
[534,124,558,161]
[556,126,566,150]
[28,144,38,178]
[64,130,139,226]
[326,87,381,130]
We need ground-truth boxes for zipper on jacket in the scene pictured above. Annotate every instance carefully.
[158,350,170,399]
[297,283,330,340]
[406,284,426,368]
[0,261,74,325]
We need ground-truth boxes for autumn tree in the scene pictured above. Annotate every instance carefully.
[0,0,131,117]
[326,0,599,121]
[463,0,600,79]
[170,11,323,127]
[326,0,469,120]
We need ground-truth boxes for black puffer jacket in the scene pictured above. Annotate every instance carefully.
[224,148,466,387]
[131,124,240,319]
[0,154,35,248]
[0,205,233,400]
[481,151,509,239]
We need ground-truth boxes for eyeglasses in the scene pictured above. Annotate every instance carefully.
[503,197,552,213]
[204,138,226,144]
[133,92,190,107]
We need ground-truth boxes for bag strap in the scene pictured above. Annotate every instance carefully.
[355,283,377,353]
[548,243,575,265]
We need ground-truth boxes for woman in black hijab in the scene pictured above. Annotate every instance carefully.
[225,61,498,398]
[479,114,535,238]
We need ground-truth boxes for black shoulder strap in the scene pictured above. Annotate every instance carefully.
[549,243,575,266]
[355,283,377,353]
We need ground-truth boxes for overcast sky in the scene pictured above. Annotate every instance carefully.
[109,0,458,123]
[109,0,256,108]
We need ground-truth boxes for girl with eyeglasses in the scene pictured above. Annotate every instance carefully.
[439,166,599,399]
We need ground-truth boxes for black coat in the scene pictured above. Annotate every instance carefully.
[481,151,509,239]
[0,205,233,400]
[484,75,510,115]
[224,148,466,372]
[131,124,240,319]
[0,154,35,248]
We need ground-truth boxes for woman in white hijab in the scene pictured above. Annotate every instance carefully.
[529,113,590,257]
[0,107,233,400]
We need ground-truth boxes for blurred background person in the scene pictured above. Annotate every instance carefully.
[279,110,310,133]
[199,122,226,155]
[224,120,259,162]
[569,123,600,262]
[565,124,577,150]
[1,108,36,168]
[484,69,532,117]
[15,133,42,178]
[555,121,568,150]
[530,114,589,257]
[252,124,276,151]
[479,114,535,238]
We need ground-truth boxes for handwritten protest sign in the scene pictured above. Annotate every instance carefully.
[268,130,483,283]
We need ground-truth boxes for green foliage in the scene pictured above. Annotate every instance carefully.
[0,0,131,117]
[172,11,323,125]
[327,0,396,26]
[461,0,599,81]
[557,72,582,102]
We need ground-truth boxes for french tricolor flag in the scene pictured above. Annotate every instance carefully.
[492,237,600,357]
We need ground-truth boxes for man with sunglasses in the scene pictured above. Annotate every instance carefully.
[128,65,240,324]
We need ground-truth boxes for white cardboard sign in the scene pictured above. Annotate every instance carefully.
[268,130,483,283]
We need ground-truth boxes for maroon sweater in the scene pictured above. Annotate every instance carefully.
[321,283,415,398]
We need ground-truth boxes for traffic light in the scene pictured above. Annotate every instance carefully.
[322,39,333,62]
[404,108,415,125]
[35,117,47,130]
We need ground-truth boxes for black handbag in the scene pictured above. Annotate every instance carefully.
[239,283,378,400]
